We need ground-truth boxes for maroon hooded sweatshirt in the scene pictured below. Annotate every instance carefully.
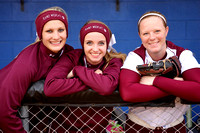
[0,42,73,133]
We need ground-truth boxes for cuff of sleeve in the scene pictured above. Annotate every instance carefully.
[73,66,84,77]
[153,76,161,87]
[72,66,77,77]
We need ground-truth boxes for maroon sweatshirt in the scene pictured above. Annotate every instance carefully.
[44,49,123,132]
[0,42,73,133]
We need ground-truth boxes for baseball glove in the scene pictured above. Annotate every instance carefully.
[136,56,181,78]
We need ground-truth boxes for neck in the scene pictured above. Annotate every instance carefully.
[149,42,167,61]
[149,50,167,61]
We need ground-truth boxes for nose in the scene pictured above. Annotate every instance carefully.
[52,31,60,39]
[149,33,156,40]
[92,44,99,51]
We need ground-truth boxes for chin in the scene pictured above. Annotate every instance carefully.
[91,61,101,65]
[51,49,60,53]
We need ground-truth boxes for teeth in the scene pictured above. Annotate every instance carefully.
[152,41,158,44]
[150,42,158,45]
[51,41,61,44]
[91,53,99,55]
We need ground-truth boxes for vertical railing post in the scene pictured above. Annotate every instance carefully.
[186,105,192,128]
[20,106,29,132]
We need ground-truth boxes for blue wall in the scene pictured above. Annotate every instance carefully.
[0,0,200,69]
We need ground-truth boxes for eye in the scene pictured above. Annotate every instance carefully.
[46,30,53,33]
[98,41,105,46]
[155,30,160,33]
[143,33,148,36]
[58,28,64,32]
[86,41,93,45]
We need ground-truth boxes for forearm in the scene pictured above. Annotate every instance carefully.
[153,69,200,102]
[74,58,123,95]
[44,78,88,97]
[73,66,116,95]
[44,53,89,97]
[119,69,169,102]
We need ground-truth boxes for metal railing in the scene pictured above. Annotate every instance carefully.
[1,80,200,133]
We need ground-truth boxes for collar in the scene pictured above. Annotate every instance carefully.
[83,56,105,69]
[145,47,176,64]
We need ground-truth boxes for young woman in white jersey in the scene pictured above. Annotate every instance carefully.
[120,11,200,133]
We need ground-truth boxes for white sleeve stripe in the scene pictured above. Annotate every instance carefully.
[179,50,200,73]
[121,52,144,74]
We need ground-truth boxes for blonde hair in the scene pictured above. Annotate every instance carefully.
[40,6,67,15]
[105,50,126,63]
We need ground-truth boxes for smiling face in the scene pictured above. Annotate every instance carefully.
[139,16,169,60]
[84,32,107,65]
[42,20,67,53]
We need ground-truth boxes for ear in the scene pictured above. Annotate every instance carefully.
[138,32,141,38]
[165,26,169,37]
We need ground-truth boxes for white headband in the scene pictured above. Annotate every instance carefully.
[138,13,167,25]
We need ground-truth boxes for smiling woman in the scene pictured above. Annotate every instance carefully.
[0,6,74,133]
[120,10,200,133]
[43,20,126,132]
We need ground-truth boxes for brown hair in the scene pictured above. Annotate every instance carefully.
[138,11,167,33]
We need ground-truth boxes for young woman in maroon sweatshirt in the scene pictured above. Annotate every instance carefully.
[0,6,73,133]
[120,11,200,133]
[44,20,126,132]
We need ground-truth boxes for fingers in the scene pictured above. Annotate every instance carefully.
[95,69,103,74]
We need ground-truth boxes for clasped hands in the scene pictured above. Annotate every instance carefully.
[67,69,103,79]
[140,76,183,85]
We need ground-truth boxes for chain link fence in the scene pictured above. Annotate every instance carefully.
[1,80,200,133]
[0,104,198,133]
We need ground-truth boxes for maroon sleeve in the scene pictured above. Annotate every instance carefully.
[119,69,169,102]
[153,68,200,102]
[73,58,122,95]
[63,44,74,54]
[0,56,34,133]
[0,43,73,132]
[44,52,88,97]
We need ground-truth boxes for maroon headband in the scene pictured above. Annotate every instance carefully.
[35,10,68,40]
[80,23,110,49]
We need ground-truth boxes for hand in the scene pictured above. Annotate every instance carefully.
[95,69,103,74]
[67,70,74,79]
[174,77,184,81]
[140,76,156,85]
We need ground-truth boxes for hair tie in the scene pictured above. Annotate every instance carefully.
[138,13,166,25]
